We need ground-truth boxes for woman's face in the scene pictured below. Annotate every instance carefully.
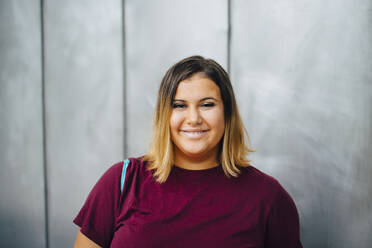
[170,74,225,164]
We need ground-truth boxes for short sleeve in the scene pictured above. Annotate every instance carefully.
[73,162,123,248]
[265,184,303,248]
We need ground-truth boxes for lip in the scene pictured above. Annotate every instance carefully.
[180,130,208,139]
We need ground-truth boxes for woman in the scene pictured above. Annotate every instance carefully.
[73,56,303,248]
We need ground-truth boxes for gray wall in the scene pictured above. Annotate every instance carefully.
[0,1,46,247]
[1,0,371,247]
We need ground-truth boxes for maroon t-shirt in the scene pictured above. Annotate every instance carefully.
[74,157,302,248]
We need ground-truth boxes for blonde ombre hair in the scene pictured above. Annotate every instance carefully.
[144,56,254,183]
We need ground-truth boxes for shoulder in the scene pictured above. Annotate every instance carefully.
[126,156,147,168]
[84,157,150,202]
[91,157,146,191]
[238,165,293,205]
[104,161,125,177]
[105,157,148,175]
[121,156,154,183]
[91,161,124,191]
[239,165,282,190]
[238,165,300,222]
[125,156,150,174]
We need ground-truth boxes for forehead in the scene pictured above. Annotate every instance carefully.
[174,75,221,99]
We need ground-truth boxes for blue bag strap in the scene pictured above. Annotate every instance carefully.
[120,159,130,192]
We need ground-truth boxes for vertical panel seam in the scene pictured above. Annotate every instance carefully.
[40,0,49,247]
[122,0,127,159]
[227,0,232,74]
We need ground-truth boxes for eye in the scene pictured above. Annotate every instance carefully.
[201,102,215,108]
[172,103,186,109]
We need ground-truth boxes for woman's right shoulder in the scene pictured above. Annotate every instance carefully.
[90,157,148,195]
[104,156,150,180]
[106,156,147,173]
[125,156,149,172]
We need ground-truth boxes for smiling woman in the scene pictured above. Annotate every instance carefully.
[73,56,303,248]
[144,56,253,183]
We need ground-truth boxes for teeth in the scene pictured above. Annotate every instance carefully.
[181,131,206,138]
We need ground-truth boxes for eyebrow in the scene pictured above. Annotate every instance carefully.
[173,97,219,102]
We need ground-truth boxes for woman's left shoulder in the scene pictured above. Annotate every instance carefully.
[238,165,292,199]
[239,165,281,185]
[238,165,302,247]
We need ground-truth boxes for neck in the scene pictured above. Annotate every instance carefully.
[174,149,219,170]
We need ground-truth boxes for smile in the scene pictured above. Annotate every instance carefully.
[180,130,208,139]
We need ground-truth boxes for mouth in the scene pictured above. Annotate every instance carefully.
[180,130,208,139]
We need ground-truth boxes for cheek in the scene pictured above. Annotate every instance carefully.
[204,110,225,129]
[170,112,182,132]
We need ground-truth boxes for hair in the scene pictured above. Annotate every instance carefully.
[144,55,254,183]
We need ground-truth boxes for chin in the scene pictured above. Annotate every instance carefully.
[181,149,211,159]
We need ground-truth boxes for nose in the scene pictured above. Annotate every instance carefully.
[186,106,202,125]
